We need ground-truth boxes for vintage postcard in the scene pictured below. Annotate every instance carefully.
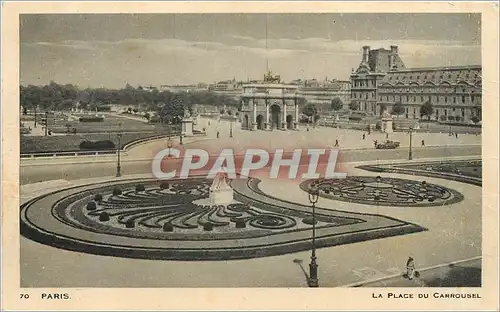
[1,1,499,311]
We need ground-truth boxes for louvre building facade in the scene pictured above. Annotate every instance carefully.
[350,45,482,122]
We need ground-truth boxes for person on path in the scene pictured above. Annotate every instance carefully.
[217,130,220,139]
[421,139,425,147]
[386,133,389,139]
[456,133,459,139]
[362,133,366,140]
[335,139,339,147]
[406,257,415,280]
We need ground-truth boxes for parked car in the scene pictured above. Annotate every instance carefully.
[374,140,400,149]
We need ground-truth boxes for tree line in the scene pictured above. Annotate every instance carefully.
[20,81,240,112]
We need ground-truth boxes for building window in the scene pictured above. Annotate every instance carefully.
[453,97,456,103]
[432,75,435,79]
[445,96,448,103]
[440,75,443,79]
[471,95,475,102]
[424,75,427,79]
[409,76,412,79]
[462,95,466,103]
[453,108,456,112]
[413,96,416,101]
[444,110,447,116]
[461,108,465,117]
[420,96,423,101]
[436,96,439,103]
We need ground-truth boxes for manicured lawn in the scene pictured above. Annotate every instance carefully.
[48,115,158,134]
[20,126,181,154]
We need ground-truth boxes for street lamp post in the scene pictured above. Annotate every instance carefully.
[176,115,183,145]
[34,105,38,128]
[308,185,320,288]
[230,118,233,138]
[408,126,413,161]
[116,123,122,177]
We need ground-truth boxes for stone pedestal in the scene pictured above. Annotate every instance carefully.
[381,116,394,134]
[209,172,233,206]
[252,122,257,130]
[182,117,194,137]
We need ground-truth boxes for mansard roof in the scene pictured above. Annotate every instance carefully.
[380,65,481,87]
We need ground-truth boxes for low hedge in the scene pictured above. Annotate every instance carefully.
[79,116,104,122]
[79,140,116,150]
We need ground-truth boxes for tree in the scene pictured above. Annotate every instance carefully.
[391,101,405,117]
[23,106,27,115]
[302,103,319,123]
[127,107,133,114]
[227,110,233,116]
[144,112,151,121]
[447,115,455,121]
[159,93,191,124]
[420,100,434,120]
[470,116,480,124]
[349,101,359,111]
[220,109,225,115]
[331,97,343,111]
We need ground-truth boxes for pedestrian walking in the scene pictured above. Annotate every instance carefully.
[406,257,415,280]
[455,133,459,138]
[217,131,220,139]
[386,133,389,139]
[421,139,425,147]
[335,139,339,147]
[362,133,366,140]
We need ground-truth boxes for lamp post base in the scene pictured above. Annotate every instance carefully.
[116,166,121,177]
[308,261,319,287]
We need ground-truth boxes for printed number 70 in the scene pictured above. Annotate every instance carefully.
[20,294,30,299]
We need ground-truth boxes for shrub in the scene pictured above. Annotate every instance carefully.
[163,223,174,232]
[79,116,104,122]
[99,212,110,221]
[203,223,214,231]
[439,115,447,121]
[112,187,122,196]
[94,194,103,202]
[135,184,146,192]
[125,220,135,228]
[86,201,97,211]
[79,140,116,150]
[349,116,363,121]
[447,115,455,121]
[235,219,246,228]
[159,182,170,189]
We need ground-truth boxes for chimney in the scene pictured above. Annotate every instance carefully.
[362,46,370,63]
[389,45,398,70]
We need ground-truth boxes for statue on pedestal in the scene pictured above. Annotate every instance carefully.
[209,170,234,206]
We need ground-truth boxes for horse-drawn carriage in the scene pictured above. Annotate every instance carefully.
[374,140,401,149]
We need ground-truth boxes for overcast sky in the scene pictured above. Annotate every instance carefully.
[20,13,481,88]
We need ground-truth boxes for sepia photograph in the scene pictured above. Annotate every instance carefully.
[2,2,499,311]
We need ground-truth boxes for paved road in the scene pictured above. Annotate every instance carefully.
[20,145,480,185]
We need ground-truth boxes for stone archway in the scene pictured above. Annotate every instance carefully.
[243,114,249,129]
[270,105,281,129]
[256,115,265,130]
[286,114,293,129]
